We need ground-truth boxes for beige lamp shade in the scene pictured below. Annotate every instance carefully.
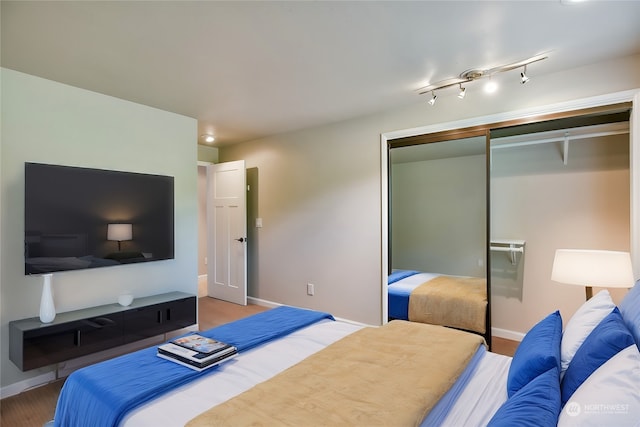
[551,249,634,299]
[107,223,133,242]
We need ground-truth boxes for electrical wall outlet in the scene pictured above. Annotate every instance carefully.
[307,283,315,296]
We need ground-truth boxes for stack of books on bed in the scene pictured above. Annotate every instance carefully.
[157,333,238,371]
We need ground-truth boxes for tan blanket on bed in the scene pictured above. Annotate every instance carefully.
[187,320,484,427]
[408,275,487,334]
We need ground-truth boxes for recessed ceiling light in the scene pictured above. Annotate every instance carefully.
[201,134,215,143]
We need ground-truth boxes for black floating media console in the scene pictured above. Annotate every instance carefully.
[9,292,196,371]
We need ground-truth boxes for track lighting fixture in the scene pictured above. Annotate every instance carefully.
[417,53,547,103]
[457,84,466,99]
[520,65,530,84]
[428,91,437,105]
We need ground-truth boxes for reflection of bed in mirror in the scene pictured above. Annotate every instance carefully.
[388,270,488,336]
[24,233,145,274]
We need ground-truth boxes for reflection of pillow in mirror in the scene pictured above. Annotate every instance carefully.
[558,344,640,427]
[507,310,562,397]
[561,307,634,407]
[619,280,640,348]
[561,290,615,380]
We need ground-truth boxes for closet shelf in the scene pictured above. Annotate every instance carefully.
[490,122,629,165]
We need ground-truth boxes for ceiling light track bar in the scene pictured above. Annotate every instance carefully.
[417,53,548,95]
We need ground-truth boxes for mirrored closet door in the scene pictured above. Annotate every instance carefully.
[387,130,491,345]
[389,136,487,278]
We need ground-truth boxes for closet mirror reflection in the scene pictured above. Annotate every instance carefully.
[388,134,491,344]
[389,137,488,277]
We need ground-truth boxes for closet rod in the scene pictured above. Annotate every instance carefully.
[489,246,524,253]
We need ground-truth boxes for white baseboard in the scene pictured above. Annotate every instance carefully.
[246,297,373,327]
[247,296,282,308]
[0,371,57,399]
[197,274,207,297]
[492,327,525,342]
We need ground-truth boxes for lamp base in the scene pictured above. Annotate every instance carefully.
[585,286,593,300]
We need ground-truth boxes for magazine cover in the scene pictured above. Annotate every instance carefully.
[171,334,232,354]
[157,349,237,371]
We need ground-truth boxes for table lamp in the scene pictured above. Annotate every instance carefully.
[107,223,133,251]
[551,249,634,300]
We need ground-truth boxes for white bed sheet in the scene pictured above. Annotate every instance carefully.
[439,351,511,426]
[388,272,441,293]
[121,319,363,426]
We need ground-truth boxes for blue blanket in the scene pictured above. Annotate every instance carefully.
[53,305,334,427]
[388,269,420,285]
[388,270,421,319]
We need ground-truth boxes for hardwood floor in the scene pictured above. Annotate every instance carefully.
[0,298,517,427]
[491,336,520,357]
[198,296,269,331]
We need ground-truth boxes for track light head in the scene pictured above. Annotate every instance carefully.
[520,65,530,84]
[457,85,466,99]
[428,91,437,105]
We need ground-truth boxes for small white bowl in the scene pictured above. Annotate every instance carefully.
[118,294,134,307]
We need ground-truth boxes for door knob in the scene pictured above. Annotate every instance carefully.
[235,237,246,243]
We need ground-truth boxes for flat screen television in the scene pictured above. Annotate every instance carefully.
[24,162,174,275]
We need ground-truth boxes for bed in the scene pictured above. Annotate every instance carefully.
[388,269,488,335]
[50,281,640,427]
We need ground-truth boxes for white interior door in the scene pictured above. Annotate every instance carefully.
[207,160,247,305]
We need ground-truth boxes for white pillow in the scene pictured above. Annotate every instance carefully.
[560,290,615,379]
[558,344,640,427]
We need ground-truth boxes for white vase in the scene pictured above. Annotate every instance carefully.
[39,274,56,323]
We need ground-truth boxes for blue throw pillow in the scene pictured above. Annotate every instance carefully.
[560,307,634,407]
[619,280,640,348]
[507,310,562,397]
[488,367,561,427]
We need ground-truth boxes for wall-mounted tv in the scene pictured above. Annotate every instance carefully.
[24,162,174,275]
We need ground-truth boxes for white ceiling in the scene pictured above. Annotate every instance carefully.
[2,1,640,146]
